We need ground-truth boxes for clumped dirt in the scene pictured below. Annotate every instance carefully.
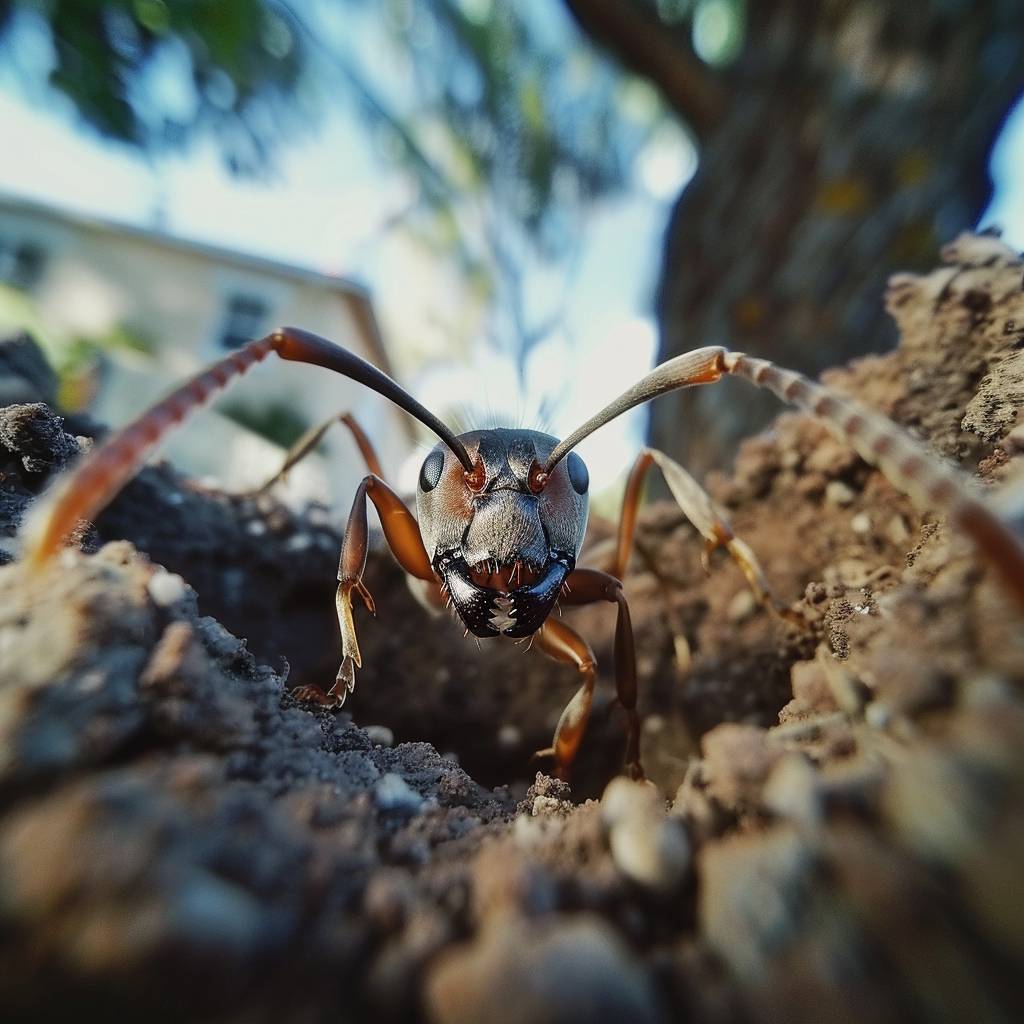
[0,233,1022,1022]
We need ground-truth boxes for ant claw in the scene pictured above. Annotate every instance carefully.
[355,580,376,616]
[333,656,357,698]
[700,538,721,576]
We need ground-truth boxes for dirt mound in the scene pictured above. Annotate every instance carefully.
[1,234,1022,1022]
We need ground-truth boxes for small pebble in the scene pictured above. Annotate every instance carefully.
[601,776,657,823]
[602,777,690,891]
[851,512,872,534]
[609,815,690,892]
[374,773,424,813]
[531,795,566,817]
[727,590,757,623]
[147,569,187,607]
[825,481,855,506]
[865,701,891,730]
[762,754,822,827]
[364,724,395,747]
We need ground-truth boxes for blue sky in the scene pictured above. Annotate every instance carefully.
[980,92,1024,243]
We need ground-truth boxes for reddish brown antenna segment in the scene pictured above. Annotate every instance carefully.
[22,336,275,568]
[21,328,471,569]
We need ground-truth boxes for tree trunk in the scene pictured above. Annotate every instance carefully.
[568,0,1024,473]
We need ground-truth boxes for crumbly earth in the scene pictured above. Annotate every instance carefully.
[0,234,1022,1022]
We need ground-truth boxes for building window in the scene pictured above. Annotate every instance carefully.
[218,293,269,349]
[0,238,47,291]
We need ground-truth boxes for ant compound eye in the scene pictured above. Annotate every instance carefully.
[419,449,445,492]
[566,452,589,495]
[528,461,549,494]
[464,458,486,492]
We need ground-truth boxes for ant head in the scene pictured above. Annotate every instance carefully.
[416,428,590,638]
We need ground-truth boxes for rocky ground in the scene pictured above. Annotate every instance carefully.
[1,234,1023,1022]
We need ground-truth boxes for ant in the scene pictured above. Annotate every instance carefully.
[20,327,1024,780]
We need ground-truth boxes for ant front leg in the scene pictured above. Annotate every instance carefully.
[532,618,598,782]
[292,474,436,708]
[554,568,642,780]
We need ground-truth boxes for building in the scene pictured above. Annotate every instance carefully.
[0,191,415,506]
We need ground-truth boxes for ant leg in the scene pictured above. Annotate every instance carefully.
[611,448,799,624]
[531,618,598,782]
[722,351,1024,609]
[558,568,643,780]
[293,474,436,707]
[252,411,383,495]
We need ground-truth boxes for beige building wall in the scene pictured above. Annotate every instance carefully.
[0,195,415,507]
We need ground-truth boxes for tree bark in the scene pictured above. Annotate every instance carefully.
[567,0,1024,473]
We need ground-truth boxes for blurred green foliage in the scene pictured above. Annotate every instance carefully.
[0,0,306,173]
[218,397,310,449]
[0,0,671,371]
[0,283,155,408]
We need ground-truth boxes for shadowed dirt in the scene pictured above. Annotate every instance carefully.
[1,234,1023,1023]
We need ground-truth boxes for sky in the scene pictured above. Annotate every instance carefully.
[1,23,1022,495]
[979,92,1024,244]
[0,65,680,495]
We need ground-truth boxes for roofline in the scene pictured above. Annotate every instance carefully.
[0,189,380,296]
[0,189,414,441]
[0,189,370,296]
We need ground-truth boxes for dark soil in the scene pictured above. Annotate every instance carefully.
[1,233,1023,1023]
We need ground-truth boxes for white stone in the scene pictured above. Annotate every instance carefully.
[374,773,424,813]
[147,569,187,607]
[851,512,872,534]
[364,724,394,747]
[825,481,855,507]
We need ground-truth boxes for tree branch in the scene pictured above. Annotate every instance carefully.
[562,0,727,139]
